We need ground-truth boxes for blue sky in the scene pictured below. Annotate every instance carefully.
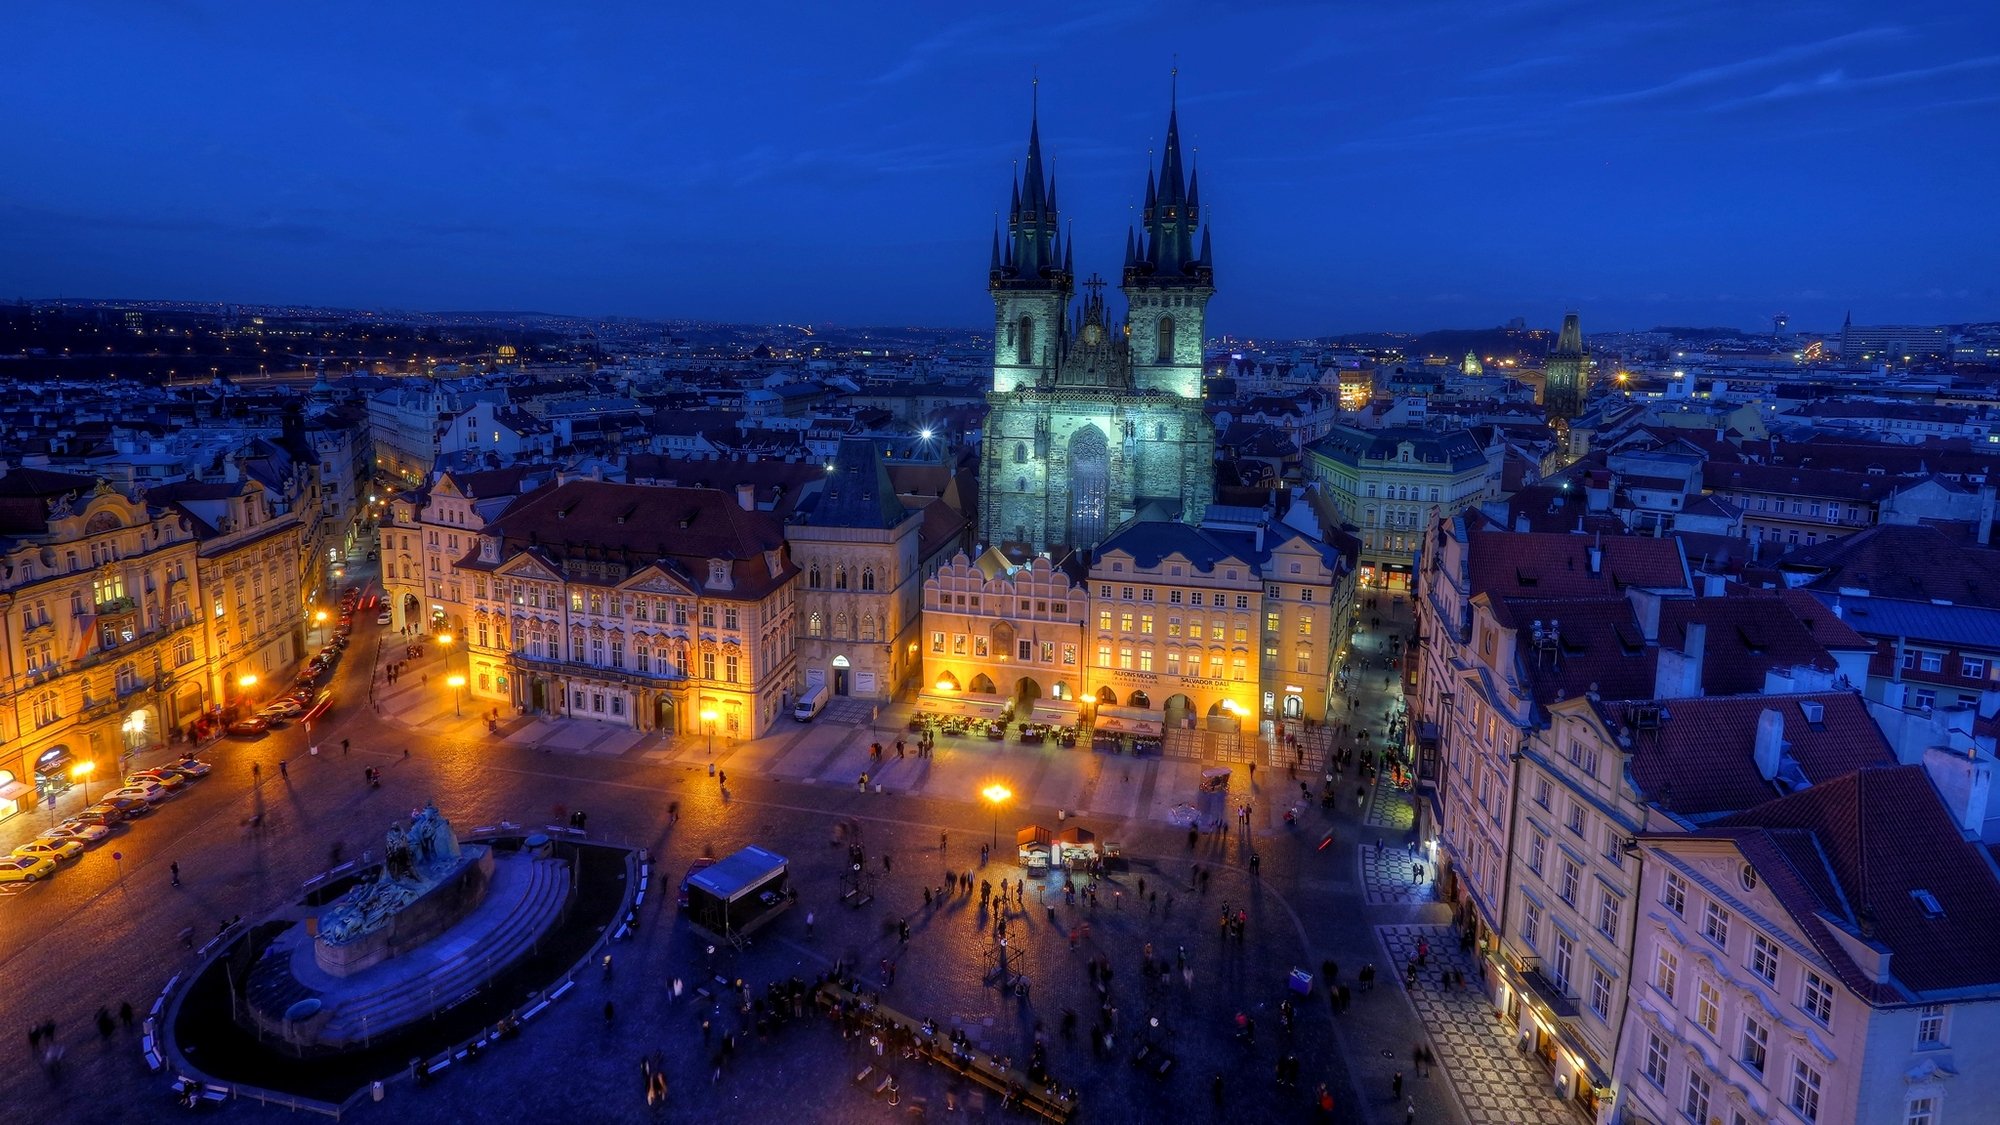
[3,0,1996,336]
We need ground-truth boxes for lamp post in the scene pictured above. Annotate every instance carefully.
[237,673,258,718]
[701,708,718,756]
[72,760,95,806]
[981,784,1012,851]
[447,675,466,718]
[313,609,329,646]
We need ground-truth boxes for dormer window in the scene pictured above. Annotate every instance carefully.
[708,560,730,590]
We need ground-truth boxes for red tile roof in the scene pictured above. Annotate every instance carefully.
[1782,523,2000,609]
[481,480,794,599]
[1659,594,1856,694]
[1467,528,1689,599]
[1611,692,1893,821]
[1709,765,2000,1001]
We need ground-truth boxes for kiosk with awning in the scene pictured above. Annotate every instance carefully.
[1015,825,1052,869]
[1054,826,1098,867]
[685,845,794,945]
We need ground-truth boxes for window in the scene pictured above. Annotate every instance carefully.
[1120,612,1134,633]
[1527,830,1547,875]
[1750,932,1781,984]
[1169,590,1183,604]
[1916,1004,1946,1048]
[1140,614,1153,634]
[1119,646,1133,670]
[1522,899,1542,950]
[1920,650,1944,673]
[1963,656,1987,679]
[1121,587,1134,601]
[860,568,876,592]
[1801,971,1834,1024]
[929,630,942,652]
[724,607,738,631]
[1566,800,1586,837]
[1696,980,1721,1036]
[1643,1032,1669,1088]
[1789,1058,1822,1121]
[809,613,825,638]
[1589,966,1612,1020]
[1906,1096,1937,1125]
[1559,859,1580,906]
[701,604,715,627]
[1597,891,1621,939]
[1682,1071,1711,1124]
[1139,649,1154,673]
[1018,639,1033,661]
[724,654,738,683]
[1551,931,1574,993]
[702,651,715,680]
[1654,947,1679,1001]
[1741,1015,1769,1074]
[1099,610,1113,631]
[1663,871,1687,916]
[1703,901,1731,949]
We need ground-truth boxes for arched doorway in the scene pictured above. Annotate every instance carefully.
[1127,690,1151,710]
[969,673,997,695]
[654,695,676,732]
[1207,699,1242,732]
[1067,425,1110,548]
[935,671,961,692]
[1283,695,1304,718]
[1051,682,1070,700]
[1013,676,1042,710]
[1164,694,1193,729]
[831,654,851,697]
[402,593,420,625]
[1096,686,1118,705]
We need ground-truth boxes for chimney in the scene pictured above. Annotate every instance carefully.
[1587,542,1603,576]
[1980,483,1996,548]
[1514,513,1529,533]
[1627,587,1662,643]
[1754,707,1787,781]
[737,483,755,511]
[1703,572,1727,596]
[1922,746,1995,840]
[1653,621,1707,699]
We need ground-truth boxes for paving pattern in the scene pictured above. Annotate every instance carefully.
[1366,774,1416,830]
[1362,842,1438,907]
[1376,923,1576,1125]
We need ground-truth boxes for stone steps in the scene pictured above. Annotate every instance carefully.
[318,856,570,1042]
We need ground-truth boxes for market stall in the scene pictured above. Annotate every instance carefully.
[685,845,794,945]
[1015,825,1052,869]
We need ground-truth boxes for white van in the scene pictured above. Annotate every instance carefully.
[793,684,828,722]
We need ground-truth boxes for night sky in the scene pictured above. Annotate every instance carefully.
[4,1,1996,337]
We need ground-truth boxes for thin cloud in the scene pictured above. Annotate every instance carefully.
[1708,55,2000,111]
[1573,26,1906,107]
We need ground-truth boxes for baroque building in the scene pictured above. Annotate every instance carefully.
[791,438,924,704]
[977,100,1215,555]
[458,480,799,740]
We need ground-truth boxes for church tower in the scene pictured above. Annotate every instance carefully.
[989,102,1071,394]
[978,87,1217,557]
[1544,311,1587,420]
[1122,96,1211,400]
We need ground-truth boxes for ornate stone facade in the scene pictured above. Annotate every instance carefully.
[978,102,1215,555]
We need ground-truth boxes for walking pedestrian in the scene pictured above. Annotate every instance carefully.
[169,861,181,887]
[805,911,815,937]
[118,1002,133,1029]
[882,853,892,873]
[603,1000,615,1024]
[1392,1071,1403,1097]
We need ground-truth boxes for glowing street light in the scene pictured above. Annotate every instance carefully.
[701,708,719,756]
[982,783,1012,850]
[447,674,466,718]
[71,760,96,805]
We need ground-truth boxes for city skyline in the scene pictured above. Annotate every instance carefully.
[4,1,1997,336]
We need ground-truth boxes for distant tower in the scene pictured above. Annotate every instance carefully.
[1840,310,1853,357]
[1544,311,1587,420]
[1461,351,1484,377]
[988,94,1070,395]
[1773,311,1790,338]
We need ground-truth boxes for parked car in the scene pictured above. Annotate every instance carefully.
[75,805,126,828]
[128,769,189,792]
[97,795,153,817]
[13,838,83,864]
[106,781,168,805]
[41,819,112,845]
[261,699,306,720]
[167,758,213,779]
[227,717,271,737]
[0,854,56,884]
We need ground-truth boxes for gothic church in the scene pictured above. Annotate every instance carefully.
[977,98,1216,556]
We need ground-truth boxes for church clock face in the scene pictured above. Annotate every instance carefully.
[1081,322,1104,346]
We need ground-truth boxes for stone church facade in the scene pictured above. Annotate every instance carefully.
[978,101,1216,556]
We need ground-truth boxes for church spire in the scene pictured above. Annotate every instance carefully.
[1127,72,1208,286]
[996,83,1063,285]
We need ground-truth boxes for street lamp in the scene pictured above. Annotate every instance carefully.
[700,708,718,756]
[72,761,95,806]
[982,783,1012,851]
[314,609,329,646]
[447,675,466,717]
[238,673,258,717]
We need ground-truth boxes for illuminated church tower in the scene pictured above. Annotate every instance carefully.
[1544,311,1588,420]
[978,94,1216,555]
